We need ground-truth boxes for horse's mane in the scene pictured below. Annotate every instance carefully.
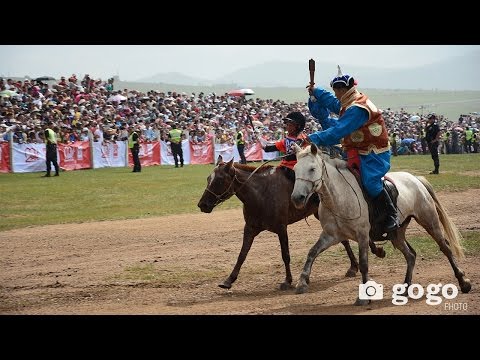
[297,145,349,170]
[321,153,349,170]
[231,162,275,173]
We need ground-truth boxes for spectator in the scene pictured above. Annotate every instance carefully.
[236,124,247,164]
[425,113,441,174]
[43,121,60,177]
[128,125,141,173]
[168,123,184,168]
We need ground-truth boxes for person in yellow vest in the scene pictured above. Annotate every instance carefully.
[464,126,473,153]
[236,124,247,164]
[128,125,141,172]
[168,123,184,168]
[389,132,398,156]
[43,121,60,177]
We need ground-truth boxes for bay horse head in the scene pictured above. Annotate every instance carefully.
[197,155,236,213]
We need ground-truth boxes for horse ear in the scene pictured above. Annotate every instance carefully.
[216,155,224,165]
[226,158,234,171]
[311,143,318,155]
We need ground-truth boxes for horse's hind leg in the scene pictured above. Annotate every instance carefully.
[422,226,471,293]
[219,225,261,289]
[341,240,359,277]
[391,226,416,287]
[277,225,294,290]
[296,231,341,294]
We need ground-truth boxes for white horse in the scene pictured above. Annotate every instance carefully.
[290,143,471,305]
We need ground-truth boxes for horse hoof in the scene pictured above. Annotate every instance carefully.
[280,282,293,291]
[354,297,371,306]
[345,268,358,278]
[218,282,231,289]
[460,279,472,293]
[295,284,308,294]
[376,247,386,258]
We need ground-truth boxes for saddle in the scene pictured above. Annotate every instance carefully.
[348,165,399,242]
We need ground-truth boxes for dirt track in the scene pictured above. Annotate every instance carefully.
[1,189,479,315]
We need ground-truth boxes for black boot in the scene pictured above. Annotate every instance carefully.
[373,188,398,233]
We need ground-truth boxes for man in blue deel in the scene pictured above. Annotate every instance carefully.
[306,65,398,233]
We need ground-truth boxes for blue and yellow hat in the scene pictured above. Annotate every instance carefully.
[330,65,357,88]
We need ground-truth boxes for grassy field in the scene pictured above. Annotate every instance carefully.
[117,79,480,123]
[1,153,479,232]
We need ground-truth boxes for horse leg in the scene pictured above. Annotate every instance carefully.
[219,225,261,289]
[417,214,472,293]
[277,225,294,290]
[422,226,471,293]
[369,240,386,258]
[341,240,359,277]
[354,233,372,306]
[391,226,416,288]
[296,231,341,294]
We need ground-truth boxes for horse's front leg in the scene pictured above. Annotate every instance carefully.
[219,224,261,289]
[355,233,372,306]
[277,225,293,290]
[296,231,340,294]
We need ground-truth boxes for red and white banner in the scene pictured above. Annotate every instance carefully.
[215,143,235,162]
[0,142,10,173]
[58,141,91,171]
[128,141,160,167]
[160,140,190,165]
[93,141,127,168]
[12,143,48,173]
[189,136,214,165]
[245,142,264,161]
[4,138,281,173]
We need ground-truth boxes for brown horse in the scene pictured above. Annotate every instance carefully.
[197,155,362,290]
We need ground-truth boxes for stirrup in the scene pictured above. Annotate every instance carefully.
[384,219,399,233]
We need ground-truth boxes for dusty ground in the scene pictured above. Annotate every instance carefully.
[1,189,479,315]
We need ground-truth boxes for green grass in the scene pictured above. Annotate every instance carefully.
[109,263,220,286]
[0,153,479,232]
[325,231,480,261]
[391,153,480,191]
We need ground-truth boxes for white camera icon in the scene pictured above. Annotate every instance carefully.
[359,280,384,300]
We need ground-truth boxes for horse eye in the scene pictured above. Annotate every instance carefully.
[310,167,316,172]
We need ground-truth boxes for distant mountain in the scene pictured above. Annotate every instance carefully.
[136,50,480,90]
[135,72,213,86]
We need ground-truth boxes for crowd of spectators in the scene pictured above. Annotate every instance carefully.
[1,74,479,155]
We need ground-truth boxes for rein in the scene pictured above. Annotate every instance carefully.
[205,157,282,207]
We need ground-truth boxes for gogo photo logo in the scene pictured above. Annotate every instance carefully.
[358,280,384,300]
[391,283,458,305]
[358,281,459,305]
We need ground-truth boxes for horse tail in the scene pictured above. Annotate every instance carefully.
[416,176,465,259]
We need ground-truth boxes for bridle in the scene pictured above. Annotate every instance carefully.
[294,155,327,206]
[204,162,267,207]
[204,169,239,207]
[294,152,362,221]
